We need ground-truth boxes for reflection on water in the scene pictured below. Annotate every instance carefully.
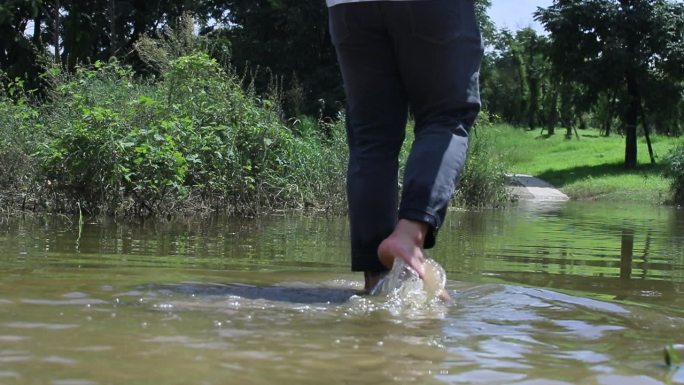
[0,202,683,384]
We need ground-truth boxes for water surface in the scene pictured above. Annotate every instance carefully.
[1,201,683,384]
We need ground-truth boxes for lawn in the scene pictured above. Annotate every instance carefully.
[485,124,683,204]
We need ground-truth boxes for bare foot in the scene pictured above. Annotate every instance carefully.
[377,219,428,279]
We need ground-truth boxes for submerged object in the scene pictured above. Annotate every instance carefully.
[370,256,449,304]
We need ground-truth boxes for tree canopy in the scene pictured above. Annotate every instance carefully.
[536,0,684,168]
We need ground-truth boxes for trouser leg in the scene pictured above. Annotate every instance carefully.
[329,3,408,273]
[387,0,484,248]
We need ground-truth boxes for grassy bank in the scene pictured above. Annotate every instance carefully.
[488,124,683,204]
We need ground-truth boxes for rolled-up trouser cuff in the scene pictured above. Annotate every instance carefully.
[398,208,439,249]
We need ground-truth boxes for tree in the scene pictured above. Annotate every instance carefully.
[0,0,199,91]
[0,0,47,90]
[482,28,555,130]
[536,0,684,169]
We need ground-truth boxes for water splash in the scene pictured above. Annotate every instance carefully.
[369,257,450,313]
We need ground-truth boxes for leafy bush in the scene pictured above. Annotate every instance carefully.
[28,54,348,216]
[0,78,44,209]
[664,144,684,204]
[286,115,348,211]
[454,126,511,207]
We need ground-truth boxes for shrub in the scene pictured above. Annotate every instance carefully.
[454,126,511,207]
[28,54,349,217]
[0,79,44,210]
[664,144,684,204]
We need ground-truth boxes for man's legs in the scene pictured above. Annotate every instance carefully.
[329,0,483,287]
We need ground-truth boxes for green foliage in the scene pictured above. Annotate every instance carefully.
[535,0,684,167]
[663,144,684,204]
[286,116,348,211]
[27,53,346,216]
[201,0,342,117]
[0,76,45,208]
[134,13,219,75]
[454,127,511,207]
[483,28,554,129]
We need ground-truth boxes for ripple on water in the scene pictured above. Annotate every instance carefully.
[437,369,527,384]
[0,371,20,379]
[144,335,231,350]
[552,319,624,340]
[42,356,77,365]
[4,322,79,330]
[595,374,665,385]
[52,380,98,385]
[0,335,28,342]
[21,298,109,306]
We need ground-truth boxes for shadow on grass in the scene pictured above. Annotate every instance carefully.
[536,162,667,187]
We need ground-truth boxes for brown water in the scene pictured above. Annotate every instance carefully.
[1,201,684,385]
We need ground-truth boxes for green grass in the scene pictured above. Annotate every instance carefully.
[487,124,682,204]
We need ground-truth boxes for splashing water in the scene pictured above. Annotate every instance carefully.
[369,257,450,310]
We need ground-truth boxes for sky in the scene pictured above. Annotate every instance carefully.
[487,0,555,34]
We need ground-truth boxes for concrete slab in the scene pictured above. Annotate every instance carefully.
[507,174,570,202]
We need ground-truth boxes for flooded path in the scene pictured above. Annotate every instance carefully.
[1,201,683,384]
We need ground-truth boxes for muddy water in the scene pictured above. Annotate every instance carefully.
[0,201,683,385]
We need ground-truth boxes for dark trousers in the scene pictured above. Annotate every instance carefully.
[328,0,483,273]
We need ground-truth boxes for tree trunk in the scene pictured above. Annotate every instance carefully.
[546,91,558,136]
[32,15,42,46]
[623,81,638,169]
[513,46,529,126]
[54,0,60,64]
[638,104,655,165]
[620,0,641,169]
[109,0,116,57]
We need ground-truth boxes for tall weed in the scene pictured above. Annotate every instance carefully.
[454,126,511,207]
[0,79,44,209]
[664,144,684,204]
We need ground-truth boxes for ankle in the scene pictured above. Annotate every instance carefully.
[377,219,430,271]
[394,219,429,246]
